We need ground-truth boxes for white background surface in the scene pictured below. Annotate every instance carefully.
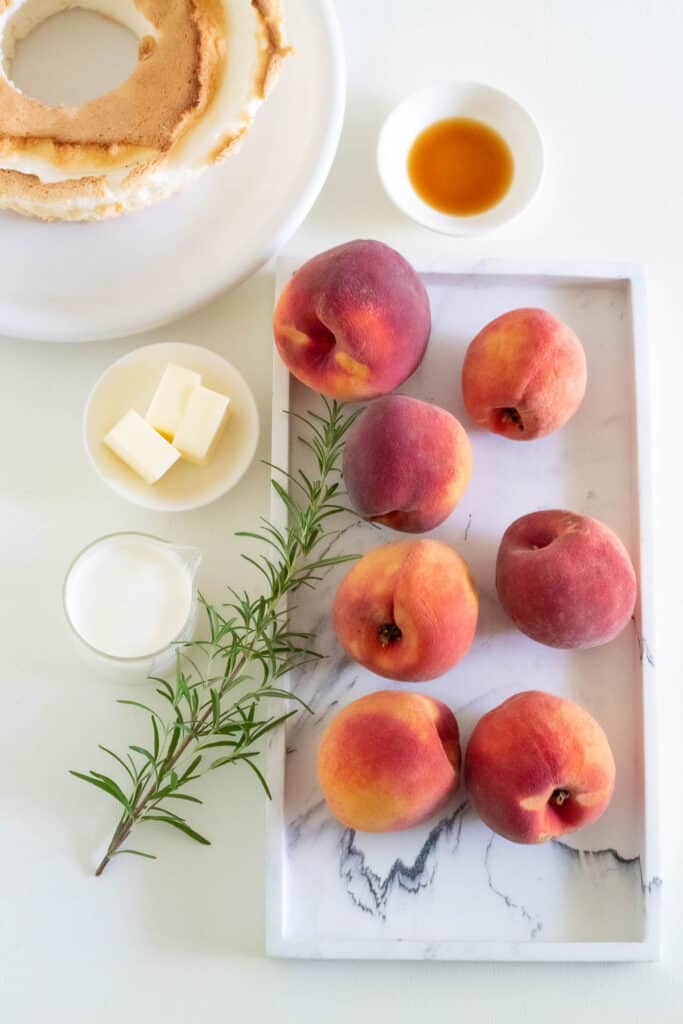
[2,0,682,1019]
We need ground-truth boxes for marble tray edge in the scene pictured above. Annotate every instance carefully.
[265,255,661,962]
[266,936,661,962]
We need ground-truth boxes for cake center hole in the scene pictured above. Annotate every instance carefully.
[9,8,140,107]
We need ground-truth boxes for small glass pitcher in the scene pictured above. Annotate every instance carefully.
[63,532,202,683]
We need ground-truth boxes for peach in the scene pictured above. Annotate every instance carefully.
[333,539,478,681]
[464,690,616,844]
[342,395,472,533]
[461,308,587,439]
[496,509,636,649]
[318,690,461,832]
[273,240,430,400]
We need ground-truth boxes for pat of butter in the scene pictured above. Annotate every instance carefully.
[173,386,231,466]
[145,364,201,440]
[104,410,181,485]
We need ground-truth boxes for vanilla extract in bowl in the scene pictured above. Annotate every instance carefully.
[407,116,514,216]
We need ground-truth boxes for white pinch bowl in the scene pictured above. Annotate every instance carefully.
[377,80,544,236]
[84,342,259,512]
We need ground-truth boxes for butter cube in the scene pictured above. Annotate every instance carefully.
[104,410,181,485]
[145,364,201,440]
[173,386,230,466]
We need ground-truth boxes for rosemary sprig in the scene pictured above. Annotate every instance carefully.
[71,398,360,876]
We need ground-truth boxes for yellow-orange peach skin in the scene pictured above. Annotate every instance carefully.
[496,509,637,649]
[342,395,472,533]
[333,539,478,681]
[464,690,616,844]
[461,308,587,440]
[318,690,461,832]
[273,240,431,400]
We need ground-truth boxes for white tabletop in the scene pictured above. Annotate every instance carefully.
[2,0,682,1019]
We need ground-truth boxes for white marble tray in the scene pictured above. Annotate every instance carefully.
[266,257,660,961]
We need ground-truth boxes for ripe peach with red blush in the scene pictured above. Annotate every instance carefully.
[342,395,472,533]
[273,240,431,400]
[464,690,616,844]
[496,509,637,649]
[461,308,587,439]
[333,539,478,682]
[318,690,461,832]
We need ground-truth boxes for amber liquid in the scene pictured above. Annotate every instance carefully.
[407,117,514,216]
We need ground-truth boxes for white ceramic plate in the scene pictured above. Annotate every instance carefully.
[0,0,345,342]
[84,342,259,511]
[377,81,544,236]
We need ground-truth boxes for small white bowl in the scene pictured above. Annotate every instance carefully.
[84,342,260,512]
[377,81,544,236]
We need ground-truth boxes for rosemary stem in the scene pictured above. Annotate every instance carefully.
[77,400,359,876]
[94,648,264,872]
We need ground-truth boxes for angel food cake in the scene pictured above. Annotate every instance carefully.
[0,0,288,221]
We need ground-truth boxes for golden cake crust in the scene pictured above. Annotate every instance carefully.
[0,0,225,171]
[0,0,288,220]
[208,0,290,165]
